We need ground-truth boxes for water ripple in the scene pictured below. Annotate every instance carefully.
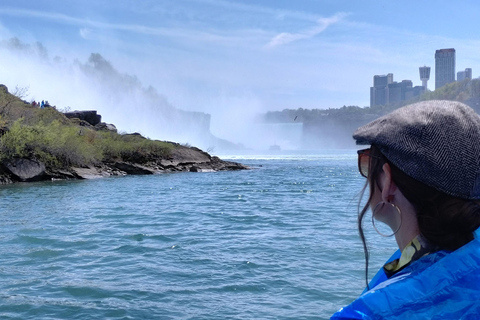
[0,153,397,319]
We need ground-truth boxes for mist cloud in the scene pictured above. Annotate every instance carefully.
[0,39,201,142]
[0,37,288,152]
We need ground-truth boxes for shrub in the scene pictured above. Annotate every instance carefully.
[0,118,173,168]
[0,84,174,169]
[0,119,101,167]
[97,131,172,163]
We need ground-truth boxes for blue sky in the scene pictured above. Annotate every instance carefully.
[0,0,479,146]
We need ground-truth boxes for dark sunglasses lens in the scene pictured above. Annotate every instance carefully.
[358,150,370,177]
[360,154,369,177]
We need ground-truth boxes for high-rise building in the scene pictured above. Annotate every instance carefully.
[435,48,456,89]
[457,68,473,81]
[388,80,413,104]
[370,73,393,107]
[419,66,431,91]
[370,74,421,107]
[466,68,473,79]
[373,73,393,87]
[412,85,426,97]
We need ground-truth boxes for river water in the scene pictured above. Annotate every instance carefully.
[0,150,397,319]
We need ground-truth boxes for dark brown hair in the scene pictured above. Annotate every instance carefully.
[358,145,480,288]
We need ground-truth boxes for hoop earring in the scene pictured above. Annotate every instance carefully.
[371,201,402,237]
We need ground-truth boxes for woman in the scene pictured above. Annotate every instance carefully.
[331,100,480,319]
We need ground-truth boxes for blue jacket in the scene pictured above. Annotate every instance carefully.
[331,229,480,319]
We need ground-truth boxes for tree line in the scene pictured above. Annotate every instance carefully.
[261,78,480,124]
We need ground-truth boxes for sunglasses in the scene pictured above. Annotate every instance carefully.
[357,148,371,178]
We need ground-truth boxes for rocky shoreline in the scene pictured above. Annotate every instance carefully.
[0,144,248,184]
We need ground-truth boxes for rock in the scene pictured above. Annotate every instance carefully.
[69,118,93,128]
[95,122,117,132]
[49,169,76,180]
[159,159,178,167]
[113,162,157,175]
[206,156,246,171]
[189,166,215,173]
[169,146,211,163]
[0,150,249,183]
[64,110,102,126]
[72,166,111,179]
[125,132,146,139]
[165,146,248,172]
[4,158,46,181]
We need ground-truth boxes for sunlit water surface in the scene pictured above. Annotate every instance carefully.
[0,150,397,319]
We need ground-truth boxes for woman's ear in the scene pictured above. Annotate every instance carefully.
[381,163,397,202]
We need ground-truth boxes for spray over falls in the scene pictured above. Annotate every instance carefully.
[0,38,243,152]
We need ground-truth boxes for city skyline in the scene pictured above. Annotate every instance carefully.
[370,47,477,108]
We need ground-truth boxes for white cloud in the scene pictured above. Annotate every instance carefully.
[265,12,348,49]
[0,7,250,48]
[79,28,91,39]
[186,0,322,23]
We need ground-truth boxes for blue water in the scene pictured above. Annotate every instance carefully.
[0,150,397,319]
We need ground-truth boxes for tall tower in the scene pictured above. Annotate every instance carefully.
[435,48,456,89]
[419,66,431,91]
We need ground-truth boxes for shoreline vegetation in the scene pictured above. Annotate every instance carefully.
[0,84,248,184]
[263,77,480,123]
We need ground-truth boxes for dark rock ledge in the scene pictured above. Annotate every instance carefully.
[0,145,248,184]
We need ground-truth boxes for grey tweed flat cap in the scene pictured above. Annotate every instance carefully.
[353,100,480,199]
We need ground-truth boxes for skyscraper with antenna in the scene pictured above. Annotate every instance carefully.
[419,66,430,91]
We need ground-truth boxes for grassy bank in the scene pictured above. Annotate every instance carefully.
[0,85,173,169]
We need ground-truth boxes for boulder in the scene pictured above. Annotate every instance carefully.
[94,122,117,132]
[4,158,46,181]
[64,110,102,126]
[69,118,93,128]
[113,162,157,175]
[169,146,211,163]
[72,167,110,179]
